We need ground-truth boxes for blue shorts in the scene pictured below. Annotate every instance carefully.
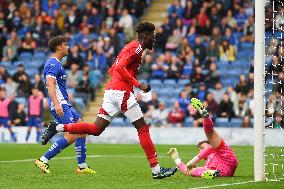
[50,104,81,124]
[0,117,10,128]
[28,116,43,128]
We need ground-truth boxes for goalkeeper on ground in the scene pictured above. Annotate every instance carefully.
[167,98,238,178]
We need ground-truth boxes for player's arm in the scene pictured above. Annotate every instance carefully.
[167,148,191,176]
[45,77,63,116]
[45,63,64,116]
[114,53,141,87]
[185,146,214,168]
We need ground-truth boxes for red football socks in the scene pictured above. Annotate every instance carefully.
[64,122,104,136]
[137,125,158,167]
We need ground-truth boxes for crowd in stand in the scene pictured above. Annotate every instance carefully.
[0,0,150,138]
[0,0,283,132]
[136,0,283,128]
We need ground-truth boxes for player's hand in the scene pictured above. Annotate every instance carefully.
[55,104,64,117]
[166,148,179,160]
[138,83,151,93]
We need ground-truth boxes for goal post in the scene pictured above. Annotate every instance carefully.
[254,0,265,182]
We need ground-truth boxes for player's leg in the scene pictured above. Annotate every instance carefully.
[191,98,222,148]
[6,119,17,142]
[125,104,177,179]
[26,116,34,142]
[69,107,96,174]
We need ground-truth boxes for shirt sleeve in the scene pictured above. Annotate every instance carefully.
[114,46,141,87]
[45,62,60,79]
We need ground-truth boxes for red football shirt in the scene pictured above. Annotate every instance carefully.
[106,41,143,92]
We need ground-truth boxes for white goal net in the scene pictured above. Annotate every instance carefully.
[263,0,284,181]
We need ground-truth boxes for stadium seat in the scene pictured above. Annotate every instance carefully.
[230,118,242,127]
[215,117,229,127]
[111,118,125,127]
[149,79,163,88]
[163,79,177,88]
[177,79,190,87]
[184,117,193,127]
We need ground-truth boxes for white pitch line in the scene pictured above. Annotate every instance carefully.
[0,155,169,163]
[190,181,256,189]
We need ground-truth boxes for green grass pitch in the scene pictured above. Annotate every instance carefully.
[0,144,283,189]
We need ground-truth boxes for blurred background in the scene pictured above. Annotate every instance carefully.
[0,0,282,144]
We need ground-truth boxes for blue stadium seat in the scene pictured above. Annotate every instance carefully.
[111,118,125,127]
[163,79,177,88]
[230,118,242,127]
[20,52,33,59]
[0,61,11,67]
[184,117,193,127]
[149,79,163,88]
[215,117,229,127]
[177,79,190,87]
[166,98,176,108]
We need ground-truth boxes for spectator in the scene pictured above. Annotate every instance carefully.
[266,94,276,117]
[217,93,235,118]
[204,62,220,88]
[78,27,94,53]
[266,38,278,56]
[165,29,182,50]
[184,83,195,99]
[219,39,236,63]
[87,7,102,31]
[118,9,134,41]
[12,64,29,82]
[206,40,219,65]
[241,15,255,42]
[190,66,204,87]
[11,103,27,126]
[241,116,252,128]
[205,92,218,117]
[0,88,17,141]
[75,71,92,103]
[10,30,22,50]
[273,114,284,128]
[103,37,115,67]
[234,95,249,118]
[33,74,45,97]
[65,45,85,69]
[8,92,18,117]
[151,55,169,79]
[4,76,18,97]
[21,32,37,53]
[193,36,206,63]
[211,82,226,104]
[235,7,248,32]
[64,9,81,32]
[194,7,209,35]
[147,91,160,109]
[67,63,81,89]
[17,74,32,97]
[0,65,10,84]
[225,10,237,29]
[138,54,152,80]
[2,39,17,62]
[151,102,169,127]
[167,56,182,79]
[26,87,44,142]
[235,75,250,96]
[275,6,284,31]
[90,47,107,72]
[266,57,282,80]
[136,93,148,114]
[177,91,190,114]
[196,82,207,101]
[168,101,185,127]
[181,53,194,79]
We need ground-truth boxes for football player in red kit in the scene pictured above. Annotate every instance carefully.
[41,22,177,179]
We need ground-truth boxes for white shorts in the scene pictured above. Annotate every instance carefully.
[97,90,143,123]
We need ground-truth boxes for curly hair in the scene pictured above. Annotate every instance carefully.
[48,35,68,52]
[135,22,155,34]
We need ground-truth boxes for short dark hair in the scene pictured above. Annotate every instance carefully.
[197,140,210,148]
[136,22,155,34]
[48,35,68,52]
